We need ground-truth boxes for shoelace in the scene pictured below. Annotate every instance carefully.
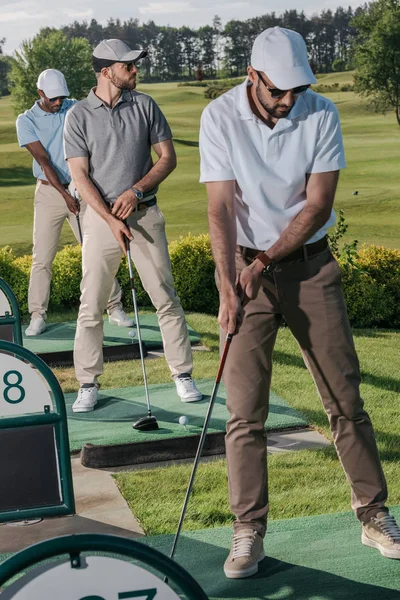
[373,514,400,541]
[231,531,257,558]
[177,376,194,390]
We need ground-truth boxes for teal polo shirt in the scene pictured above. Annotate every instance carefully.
[16,99,77,184]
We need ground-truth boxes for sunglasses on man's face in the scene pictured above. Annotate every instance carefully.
[48,96,66,103]
[122,61,141,72]
[256,72,310,99]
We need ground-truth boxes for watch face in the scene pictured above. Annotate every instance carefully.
[133,188,143,200]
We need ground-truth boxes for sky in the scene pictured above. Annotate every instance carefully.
[1,0,363,55]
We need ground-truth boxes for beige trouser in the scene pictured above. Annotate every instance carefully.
[74,204,193,384]
[29,181,122,319]
[223,245,388,535]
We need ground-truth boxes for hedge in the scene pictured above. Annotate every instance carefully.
[1,236,399,328]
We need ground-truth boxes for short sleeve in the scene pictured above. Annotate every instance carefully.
[64,108,89,159]
[148,99,172,145]
[16,115,39,148]
[199,106,235,182]
[308,103,346,173]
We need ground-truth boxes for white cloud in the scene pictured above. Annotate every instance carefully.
[139,2,195,15]
[63,9,93,18]
[0,10,45,22]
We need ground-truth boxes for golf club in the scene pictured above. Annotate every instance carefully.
[125,235,159,432]
[166,332,233,573]
[76,213,83,245]
[72,190,83,245]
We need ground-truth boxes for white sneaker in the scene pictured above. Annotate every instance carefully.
[108,307,134,327]
[175,374,203,402]
[25,316,46,336]
[72,386,98,413]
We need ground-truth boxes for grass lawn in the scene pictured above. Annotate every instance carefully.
[47,310,400,536]
[2,72,399,535]
[1,72,400,254]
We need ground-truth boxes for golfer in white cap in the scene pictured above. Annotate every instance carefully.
[16,69,133,336]
[200,26,400,578]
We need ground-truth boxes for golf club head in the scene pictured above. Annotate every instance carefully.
[132,415,159,431]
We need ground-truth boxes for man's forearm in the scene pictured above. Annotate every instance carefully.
[134,156,176,193]
[208,201,237,294]
[40,158,71,199]
[267,203,332,261]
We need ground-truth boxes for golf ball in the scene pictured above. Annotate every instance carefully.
[179,415,188,426]
[128,329,136,338]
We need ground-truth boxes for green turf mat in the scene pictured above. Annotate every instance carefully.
[145,507,400,599]
[65,380,308,451]
[22,314,200,354]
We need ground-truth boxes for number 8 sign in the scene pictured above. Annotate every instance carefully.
[0,353,54,417]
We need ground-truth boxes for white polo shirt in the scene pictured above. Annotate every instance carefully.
[199,80,346,250]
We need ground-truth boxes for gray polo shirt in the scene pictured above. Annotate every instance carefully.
[63,88,172,203]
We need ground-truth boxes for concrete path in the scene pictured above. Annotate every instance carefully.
[0,458,144,554]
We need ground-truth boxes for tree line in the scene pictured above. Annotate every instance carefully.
[56,7,359,81]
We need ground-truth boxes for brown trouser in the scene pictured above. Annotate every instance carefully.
[223,244,387,535]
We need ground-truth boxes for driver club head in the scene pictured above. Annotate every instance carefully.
[132,415,159,431]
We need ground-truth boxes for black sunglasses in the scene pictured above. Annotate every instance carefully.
[119,61,141,72]
[256,72,310,99]
[48,96,66,103]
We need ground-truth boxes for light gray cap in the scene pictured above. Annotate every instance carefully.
[92,39,147,64]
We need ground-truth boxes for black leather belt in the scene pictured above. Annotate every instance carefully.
[136,197,157,211]
[105,196,157,211]
[240,236,328,263]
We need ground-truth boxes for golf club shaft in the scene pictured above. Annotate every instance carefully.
[125,237,152,417]
[76,214,83,245]
[168,332,233,563]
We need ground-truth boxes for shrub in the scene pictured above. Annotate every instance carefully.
[169,234,218,314]
[49,245,82,310]
[0,246,15,285]
[338,261,394,327]
[204,78,245,99]
[354,245,400,327]
[0,235,399,329]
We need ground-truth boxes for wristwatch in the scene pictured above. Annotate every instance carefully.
[132,187,144,201]
[254,252,277,276]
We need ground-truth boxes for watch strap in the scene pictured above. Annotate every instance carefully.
[254,252,273,268]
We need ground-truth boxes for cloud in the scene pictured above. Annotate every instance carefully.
[0,10,46,22]
[63,9,93,19]
[139,2,195,15]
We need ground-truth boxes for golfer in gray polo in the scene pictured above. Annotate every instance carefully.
[64,39,202,412]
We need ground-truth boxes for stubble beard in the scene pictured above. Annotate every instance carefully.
[255,81,292,119]
[110,69,137,91]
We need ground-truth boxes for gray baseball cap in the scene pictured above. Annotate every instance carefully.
[92,39,147,70]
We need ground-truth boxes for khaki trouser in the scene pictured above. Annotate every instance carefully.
[223,245,387,535]
[74,204,193,384]
[29,181,122,319]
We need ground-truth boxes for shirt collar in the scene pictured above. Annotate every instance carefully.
[88,88,134,109]
[31,99,69,117]
[235,78,309,124]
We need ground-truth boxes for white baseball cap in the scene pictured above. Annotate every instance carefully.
[36,69,69,98]
[251,27,317,90]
